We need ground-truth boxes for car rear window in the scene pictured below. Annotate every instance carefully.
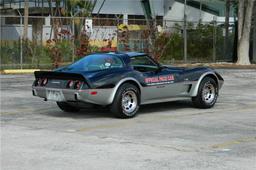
[65,54,123,71]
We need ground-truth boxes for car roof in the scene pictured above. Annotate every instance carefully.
[89,51,145,57]
[87,51,146,65]
[106,51,146,57]
[122,52,146,57]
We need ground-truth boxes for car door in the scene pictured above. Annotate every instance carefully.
[130,55,185,102]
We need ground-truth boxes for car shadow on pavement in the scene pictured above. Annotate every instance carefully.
[43,106,113,119]
[43,100,194,119]
[139,100,193,115]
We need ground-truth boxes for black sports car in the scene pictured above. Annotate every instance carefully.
[32,52,224,118]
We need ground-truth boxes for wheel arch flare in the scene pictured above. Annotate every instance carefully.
[109,78,143,104]
[189,72,221,97]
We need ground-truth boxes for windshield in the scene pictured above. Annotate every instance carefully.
[64,54,124,71]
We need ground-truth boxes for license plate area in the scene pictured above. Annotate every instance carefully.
[46,89,65,101]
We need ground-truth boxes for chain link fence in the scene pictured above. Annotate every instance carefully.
[0,15,235,69]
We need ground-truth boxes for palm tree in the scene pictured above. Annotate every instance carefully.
[66,0,96,38]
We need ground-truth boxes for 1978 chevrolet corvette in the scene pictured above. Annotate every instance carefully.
[32,52,224,118]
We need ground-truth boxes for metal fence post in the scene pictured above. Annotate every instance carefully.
[213,16,217,62]
[19,15,23,69]
[72,17,75,62]
[183,0,187,63]
[117,16,119,51]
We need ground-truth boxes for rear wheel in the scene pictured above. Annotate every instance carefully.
[56,102,80,112]
[110,83,140,118]
[192,77,218,108]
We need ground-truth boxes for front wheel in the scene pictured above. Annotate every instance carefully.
[192,77,218,108]
[110,83,140,118]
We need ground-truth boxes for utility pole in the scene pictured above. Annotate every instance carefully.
[17,10,23,69]
[23,0,29,40]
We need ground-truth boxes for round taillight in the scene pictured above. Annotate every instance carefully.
[41,78,48,86]
[74,81,82,90]
[67,80,74,88]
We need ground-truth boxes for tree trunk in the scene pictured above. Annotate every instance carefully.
[23,0,29,40]
[237,0,255,65]
[252,2,256,63]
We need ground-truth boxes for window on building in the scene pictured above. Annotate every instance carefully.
[92,14,123,26]
[128,15,146,25]
[156,16,163,26]
[128,15,163,26]
[5,17,45,25]
[5,17,20,25]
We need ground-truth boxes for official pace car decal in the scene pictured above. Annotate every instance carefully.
[145,74,175,86]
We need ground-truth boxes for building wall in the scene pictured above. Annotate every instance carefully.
[92,0,164,16]
[1,24,33,40]
[1,0,229,42]
[0,17,117,47]
[164,1,216,23]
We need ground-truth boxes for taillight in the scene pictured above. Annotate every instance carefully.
[74,81,82,90]
[66,80,83,89]
[41,78,48,86]
[90,91,97,95]
[66,80,74,88]
[34,78,41,86]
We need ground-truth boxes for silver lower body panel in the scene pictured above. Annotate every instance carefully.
[32,86,115,105]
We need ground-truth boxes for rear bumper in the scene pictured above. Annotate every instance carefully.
[32,86,115,105]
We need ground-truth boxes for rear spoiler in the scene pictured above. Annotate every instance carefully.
[34,71,86,81]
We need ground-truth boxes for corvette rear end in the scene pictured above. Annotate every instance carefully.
[32,71,115,106]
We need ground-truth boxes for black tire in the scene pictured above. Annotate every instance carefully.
[56,102,80,112]
[110,83,140,118]
[192,77,218,108]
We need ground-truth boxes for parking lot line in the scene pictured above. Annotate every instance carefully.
[211,136,256,149]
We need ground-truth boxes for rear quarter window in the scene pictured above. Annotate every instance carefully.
[130,55,158,67]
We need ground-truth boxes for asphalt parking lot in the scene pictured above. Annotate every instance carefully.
[1,69,256,170]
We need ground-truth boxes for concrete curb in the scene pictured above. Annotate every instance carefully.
[172,63,256,69]
[1,63,255,75]
[0,69,40,74]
